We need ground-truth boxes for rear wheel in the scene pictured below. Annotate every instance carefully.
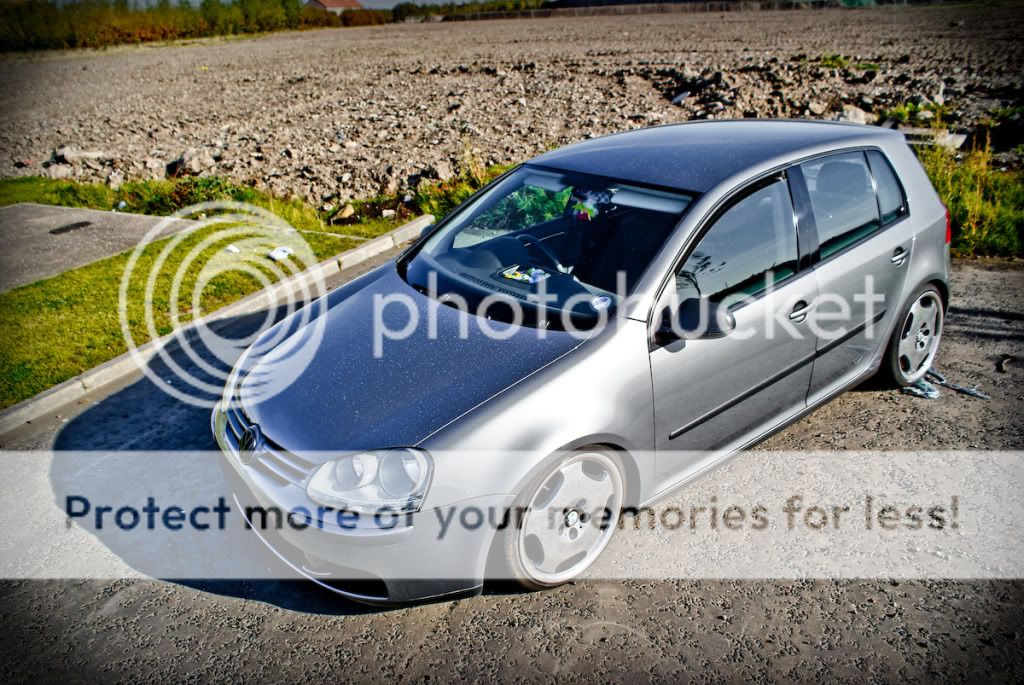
[502,449,624,590]
[884,285,944,386]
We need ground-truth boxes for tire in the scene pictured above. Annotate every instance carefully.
[499,448,624,591]
[882,284,945,387]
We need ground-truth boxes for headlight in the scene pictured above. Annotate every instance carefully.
[306,449,433,514]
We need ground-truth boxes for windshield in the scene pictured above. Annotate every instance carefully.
[402,165,693,328]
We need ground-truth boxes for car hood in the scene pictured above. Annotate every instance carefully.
[239,266,586,453]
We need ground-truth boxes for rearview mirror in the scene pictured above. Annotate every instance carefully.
[655,297,735,345]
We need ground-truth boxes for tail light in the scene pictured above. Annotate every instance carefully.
[944,206,951,244]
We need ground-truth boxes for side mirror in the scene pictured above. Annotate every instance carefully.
[420,223,435,240]
[655,298,735,344]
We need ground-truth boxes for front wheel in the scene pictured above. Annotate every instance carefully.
[883,285,945,386]
[502,449,624,590]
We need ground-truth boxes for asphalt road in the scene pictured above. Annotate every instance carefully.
[0,257,1022,683]
[0,204,195,292]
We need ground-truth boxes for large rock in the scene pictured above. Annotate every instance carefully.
[431,161,455,182]
[44,163,73,180]
[53,146,110,165]
[838,104,875,125]
[166,147,217,178]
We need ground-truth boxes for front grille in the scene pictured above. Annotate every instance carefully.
[224,403,316,487]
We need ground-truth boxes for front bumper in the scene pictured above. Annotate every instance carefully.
[212,404,509,605]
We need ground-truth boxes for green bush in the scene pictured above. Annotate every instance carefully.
[917,139,1024,257]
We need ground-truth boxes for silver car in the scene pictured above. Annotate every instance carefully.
[212,120,950,604]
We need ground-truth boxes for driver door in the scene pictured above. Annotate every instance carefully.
[648,176,818,495]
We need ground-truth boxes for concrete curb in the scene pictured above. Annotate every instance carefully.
[0,214,434,437]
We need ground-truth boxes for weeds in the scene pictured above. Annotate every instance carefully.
[0,175,329,231]
[916,137,1024,257]
[413,163,512,220]
[819,53,850,69]
[877,100,950,127]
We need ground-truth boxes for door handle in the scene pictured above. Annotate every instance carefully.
[890,247,908,266]
[789,300,809,324]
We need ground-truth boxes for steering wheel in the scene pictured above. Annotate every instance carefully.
[515,234,566,273]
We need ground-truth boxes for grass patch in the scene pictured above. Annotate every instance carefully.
[917,138,1024,257]
[0,221,361,408]
[855,62,880,71]
[0,175,329,233]
[0,176,117,210]
[0,175,384,409]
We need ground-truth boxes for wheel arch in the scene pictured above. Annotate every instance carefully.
[929,277,950,311]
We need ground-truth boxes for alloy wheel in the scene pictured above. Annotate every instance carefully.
[516,452,623,586]
[896,290,944,384]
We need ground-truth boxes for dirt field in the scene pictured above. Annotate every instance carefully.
[0,258,1021,683]
[1,5,1022,203]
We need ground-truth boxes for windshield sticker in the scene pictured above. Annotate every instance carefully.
[502,266,551,284]
[590,295,612,311]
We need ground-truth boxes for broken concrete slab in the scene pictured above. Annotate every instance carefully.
[882,119,968,150]
[0,203,195,292]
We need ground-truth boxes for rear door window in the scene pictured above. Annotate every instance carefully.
[800,151,881,259]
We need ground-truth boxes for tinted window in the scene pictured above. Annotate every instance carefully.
[801,151,880,259]
[676,179,798,306]
[867,150,907,225]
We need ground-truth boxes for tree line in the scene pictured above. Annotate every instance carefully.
[0,0,392,52]
[0,0,564,52]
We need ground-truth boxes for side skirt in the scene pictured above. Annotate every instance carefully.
[638,361,880,510]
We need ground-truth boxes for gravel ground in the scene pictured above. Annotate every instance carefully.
[1,5,1022,204]
[0,259,1021,683]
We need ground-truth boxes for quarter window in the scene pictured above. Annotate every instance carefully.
[676,179,799,307]
[866,150,908,226]
[801,151,881,259]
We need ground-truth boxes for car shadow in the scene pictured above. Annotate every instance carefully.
[48,302,389,616]
[946,305,1024,342]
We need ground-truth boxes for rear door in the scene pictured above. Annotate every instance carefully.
[794,149,914,401]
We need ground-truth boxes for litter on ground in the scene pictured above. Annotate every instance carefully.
[901,368,991,401]
[926,369,991,400]
[268,246,294,261]
[902,378,941,400]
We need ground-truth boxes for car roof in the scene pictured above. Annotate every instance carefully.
[528,119,901,194]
